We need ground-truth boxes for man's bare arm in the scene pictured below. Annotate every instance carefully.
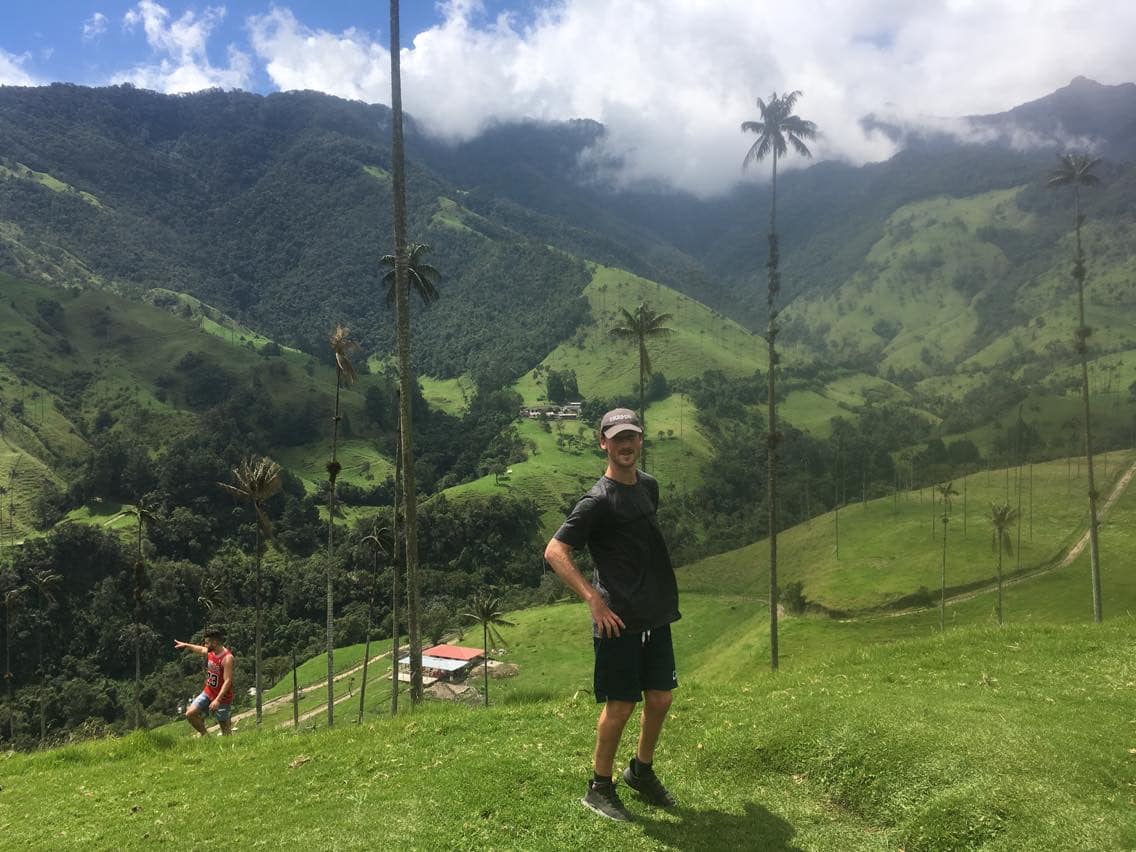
[173,640,207,656]
[544,538,625,637]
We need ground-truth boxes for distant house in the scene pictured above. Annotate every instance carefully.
[397,644,485,684]
[519,402,583,420]
[425,644,484,662]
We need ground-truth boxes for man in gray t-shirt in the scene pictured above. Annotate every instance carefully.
[545,408,680,822]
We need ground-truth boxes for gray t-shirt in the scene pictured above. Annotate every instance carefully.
[554,471,680,634]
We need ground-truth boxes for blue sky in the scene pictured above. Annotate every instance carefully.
[2,2,529,93]
[2,1,1133,196]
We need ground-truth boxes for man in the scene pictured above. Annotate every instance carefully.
[174,626,235,736]
[544,408,681,822]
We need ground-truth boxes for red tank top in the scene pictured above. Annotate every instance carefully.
[204,648,233,703]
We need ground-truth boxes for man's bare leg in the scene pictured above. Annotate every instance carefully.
[185,707,207,736]
[636,689,673,764]
[593,700,636,776]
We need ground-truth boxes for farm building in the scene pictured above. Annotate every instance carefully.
[395,644,484,685]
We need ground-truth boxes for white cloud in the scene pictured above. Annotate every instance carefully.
[247,8,389,103]
[101,0,1136,195]
[0,49,37,86]
[115,0,251,93]
[83,12,109,41]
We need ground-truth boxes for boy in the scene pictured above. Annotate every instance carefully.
[174,626,235,736]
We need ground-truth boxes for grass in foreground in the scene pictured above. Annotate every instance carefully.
[3,623,1132,850]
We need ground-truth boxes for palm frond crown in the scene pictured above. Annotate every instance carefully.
[609,302,674,376]
[461,591,516,647]
[990,503,1018,555]
[1047,153,1101,189]
[30,570,62,606]
[329,325,360,386]
[218,456,283,540]
[381,242,441,307]
[741,90,818,170]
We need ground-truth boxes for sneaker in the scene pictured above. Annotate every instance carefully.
[623,760,676,807]
[582,780,633,821]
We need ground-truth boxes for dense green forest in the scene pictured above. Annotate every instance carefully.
[1,79,1135,746]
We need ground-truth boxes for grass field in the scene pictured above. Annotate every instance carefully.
[3,619,1131,850]
[279,438,394,492]
[441,418,602,534]
[679,450,1135,612]
[510,263,766,407]
[417,373,475,416]
[0,161,102,207]
[6,448,1136,849]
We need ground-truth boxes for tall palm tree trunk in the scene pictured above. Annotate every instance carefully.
[37,618,47,742]
[766,148,780,672]
[255,528,263,725]
[389,0,423,703]
[390,408,402,716]
[292,650,299,727]
[939,518,948,632]
[133,620,141,730]
[326,378,342,728]
[638,343,648,470]
[996,548,1004,626]
[358,546,377,724]
[4,605,14,743]
[131,517,143,730]
[483,622,490,707]
[1073,191,1102,622]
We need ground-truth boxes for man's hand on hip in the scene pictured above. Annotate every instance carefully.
[590,597,626,638]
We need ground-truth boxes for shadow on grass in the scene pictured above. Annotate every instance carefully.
[638,801,800,851]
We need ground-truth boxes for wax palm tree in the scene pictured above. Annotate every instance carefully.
[990,503,1018,626]
[389,403,403,716]
[117,498,159,729]
[936,481,959,631]
[380,243,441,307]
[325,325,360,727]
[388,0,426,703]
[218,456,282,724]
[358,524,392,724]
[27,569,60,743]
[609,301,673,470]
[742,90,816,670]
[1048,153,1103,622]
[197,576,229,619]
[2,580,25,743]
[461,590,515,707]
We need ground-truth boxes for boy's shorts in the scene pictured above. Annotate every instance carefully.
[593,623,678,703]
[189,691,232,722]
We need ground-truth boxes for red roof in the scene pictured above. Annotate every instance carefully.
[424,644,484,661]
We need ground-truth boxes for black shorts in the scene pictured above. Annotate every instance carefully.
[593,623,678,703]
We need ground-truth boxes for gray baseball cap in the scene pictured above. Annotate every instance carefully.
[600,408,643,438]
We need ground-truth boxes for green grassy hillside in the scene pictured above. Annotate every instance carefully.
[511,262,765,404]
[789,184,1136,413]
[679,450,1134,613]
[3,621,1131,850]
[7,447,1136,848]
[0,273,388,539]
